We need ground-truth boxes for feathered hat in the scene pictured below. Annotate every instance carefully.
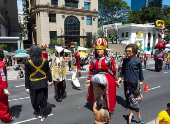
[55,45,64,53]
[95,38,107,50]
[40,44,47,49]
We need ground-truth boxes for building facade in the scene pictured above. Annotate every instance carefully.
[18,11,24,23]
[0,0,20,52]
[131,0,162,10]
[24,0,98,48]
[98,23,163,52]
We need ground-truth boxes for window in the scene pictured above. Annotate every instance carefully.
[50,31,57,39]
[65,0,78,8]
[84,2,90,10]
[122,32,124,37]
[51,0,58,6]
[126,32,128,37]
[86,17,92,25]
[49,14,56,22]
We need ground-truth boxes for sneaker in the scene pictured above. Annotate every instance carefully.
[41,117,44,122]
[6,117,14,123]
[36,115,41,119]
[139,120,145,124]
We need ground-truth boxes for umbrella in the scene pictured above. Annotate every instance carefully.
[3,50,8,54]
[15,49,28,53]
[13,53,29,58]
[79,51,88,58]
[164,48,170,51]
[64,49,71,53]
[78,46,88,51]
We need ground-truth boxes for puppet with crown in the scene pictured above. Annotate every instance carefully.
[40,44,48,59]
[85,38,120,113]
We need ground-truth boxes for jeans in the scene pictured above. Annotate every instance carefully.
[165,63,170,69]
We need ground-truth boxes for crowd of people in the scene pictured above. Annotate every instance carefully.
[0,38,169,123]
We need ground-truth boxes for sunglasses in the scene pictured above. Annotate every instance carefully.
[125,50,132,53]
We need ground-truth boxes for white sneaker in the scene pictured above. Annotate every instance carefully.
[41,117,44,121]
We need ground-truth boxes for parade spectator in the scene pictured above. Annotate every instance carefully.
[68,60,71,71]
[93,98,110,124]
[118,44,144,110]
[128,90,144,124]
[164,52,170,70]
[17,66,24,79]
[144,53,149,69]
[155,103,170,124]
[151,50,153,58]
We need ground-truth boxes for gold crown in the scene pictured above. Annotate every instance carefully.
[40,44,47,49]
[95,38,107,50]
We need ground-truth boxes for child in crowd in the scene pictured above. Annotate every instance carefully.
[128,90,144,124]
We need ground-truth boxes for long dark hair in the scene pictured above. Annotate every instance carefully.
[95,49,108,58]
[0,47,4,60]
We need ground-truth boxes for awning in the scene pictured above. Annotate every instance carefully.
[13,53,29,58]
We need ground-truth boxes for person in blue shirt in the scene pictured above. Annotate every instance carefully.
[118,44,144,110]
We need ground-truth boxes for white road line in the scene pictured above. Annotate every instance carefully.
[148,86,161,91]
[150,67,155,69]
[15,85,25,88]
[142,69,145,70]
[13,113,53,124]
[8,97,30,102]
[164,72,168,73]
[146,119,155,124]
[79,77,86,79]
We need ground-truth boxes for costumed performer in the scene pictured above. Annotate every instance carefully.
[25,46,53,121]
[40,44,48,59]
[154,41,166,72]
[71,42,81,90]
[52,45,66,102]
[0,47,13,123]
[85,38,120,113]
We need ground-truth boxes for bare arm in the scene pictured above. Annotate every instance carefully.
[155,118,160,124]
[105,110,110,124]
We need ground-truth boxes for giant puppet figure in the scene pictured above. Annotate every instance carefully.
[154,42,166,72]
[0,47,13,123]
[154,20,166,72]
[52,45,66,102]
[25,46,53,121]
[71,42,81,90]
[85,38,120,113]
[40,44,48,59]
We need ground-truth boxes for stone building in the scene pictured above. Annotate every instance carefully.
[24,0,98,48]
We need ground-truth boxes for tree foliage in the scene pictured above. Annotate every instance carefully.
[19,23,27,41]
[50,38,63,45]
[98,0,130,25]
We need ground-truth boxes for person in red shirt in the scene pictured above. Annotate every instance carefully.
[40,44,48,59]
[0,47,13,123]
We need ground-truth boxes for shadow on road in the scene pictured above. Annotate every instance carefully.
[84,101,93,112]
[146,69,156,72]
[44,102,56,117]
[123,115,139,124]
[9,105,22,118]
[116,95,127,108]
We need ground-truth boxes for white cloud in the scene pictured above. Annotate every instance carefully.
[17,0,23,12]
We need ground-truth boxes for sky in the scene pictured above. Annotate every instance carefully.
[17,0,170,12]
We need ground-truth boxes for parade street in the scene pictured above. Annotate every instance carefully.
[1,60,170,124]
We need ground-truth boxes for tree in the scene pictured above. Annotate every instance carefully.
[111,33,119,44]
[50,38,63,45]
[19,23,27,41]
[86,32,93,48]
[98,0,130,25]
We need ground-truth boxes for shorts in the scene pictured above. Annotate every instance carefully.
[129,107,140,112]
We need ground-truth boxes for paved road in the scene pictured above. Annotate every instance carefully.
[1,59,169,124]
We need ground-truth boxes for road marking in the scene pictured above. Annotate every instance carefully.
[79,77,86,79]
[164,72,168,73]
[146,119,155,124]
[8,97,30,102]
[13,113,53,124]
[142,69,145,70]
[148,86,161,91]
[15,85,25,88]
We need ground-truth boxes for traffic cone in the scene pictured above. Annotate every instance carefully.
[143,82,149,93]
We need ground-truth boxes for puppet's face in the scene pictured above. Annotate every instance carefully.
[97,49,104,57]
[71,48,74,53]
[126,47,135,58]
